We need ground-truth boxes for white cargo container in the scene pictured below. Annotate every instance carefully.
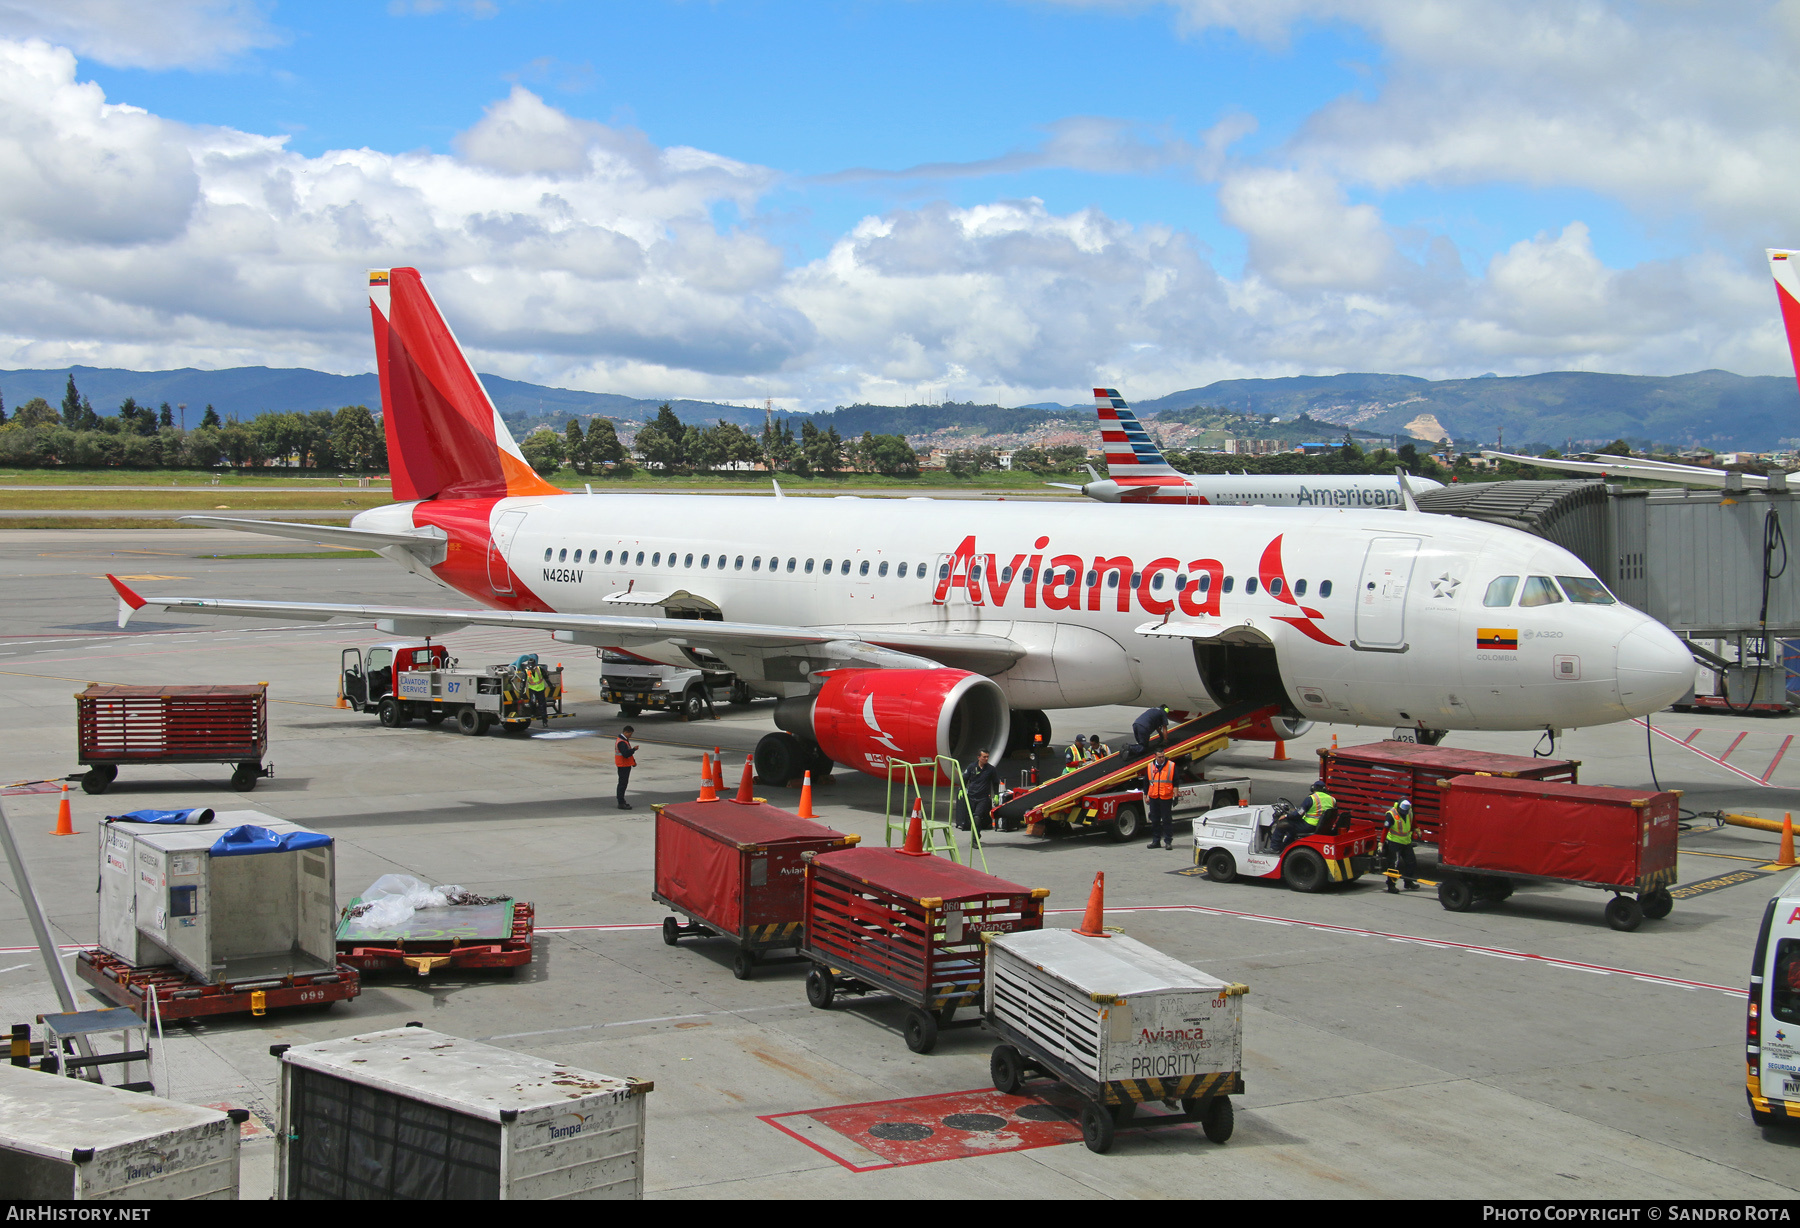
[275,1027,651,1200]
[984,927,1246,1153]
[98,810,337,985]
[0,1064,241,1199]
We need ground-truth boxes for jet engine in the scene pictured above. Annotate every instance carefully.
[1231,715,1315,742]
[759,668,1010,783]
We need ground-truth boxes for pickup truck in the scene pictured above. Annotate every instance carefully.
[601,649,753,719]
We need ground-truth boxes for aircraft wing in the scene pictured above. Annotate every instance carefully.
[178,515,450,563]
[1479,450,1772,489]
[104,576,1024,677]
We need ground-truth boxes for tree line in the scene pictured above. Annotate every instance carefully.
[0,375,387,470]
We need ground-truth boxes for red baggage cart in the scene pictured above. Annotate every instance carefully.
[336,899,536,976]
[1318,741,1579,842]
[1433,774,1681,932]
[653,800,858,980]
[799,846,1047,1054]
[76,949,360,1021]
[75,684,272,794]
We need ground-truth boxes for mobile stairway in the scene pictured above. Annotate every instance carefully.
[992,701,1278,828]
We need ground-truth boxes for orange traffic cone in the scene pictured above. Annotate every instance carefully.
[51,785,77,836]
[899,798,928,856]
[712,749,725,792]
[1331,733,1339,750]
[334,681,348,710]
[798,771,816,818]
[1073,871,1109,938]
[698,754,718,802]
[1272,739,1288,762]
[733,756,756,804]
[1779,812,1796,868]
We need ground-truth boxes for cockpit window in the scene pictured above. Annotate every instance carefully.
[1557,576,1616,605]
[1519,575,1563,607]
[1483,576,1519,607]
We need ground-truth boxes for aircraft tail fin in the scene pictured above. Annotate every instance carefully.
[1093,387,1180,478]
[1768,250,1800,392]
[369,268,562,503]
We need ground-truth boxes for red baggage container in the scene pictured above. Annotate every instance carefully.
[652,800,857,980]
[1318,741,1579,842]
[75,684,271,794]
[1434,774,1681,932]
[799,847,1047,1054]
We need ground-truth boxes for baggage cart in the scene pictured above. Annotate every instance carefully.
[0,1063,247,1199]
[799,846,1047,1053]
[1434,775,1681,931]
[652,799,857,979]
[336,899,535,976]
[1318,740,1579,842]
[76,683,272,794]
[984,927,1246,1154]
[273,1025,652,1200]
[76,949,359,1020]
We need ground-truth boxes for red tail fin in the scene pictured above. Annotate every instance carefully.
[369,268,561,502]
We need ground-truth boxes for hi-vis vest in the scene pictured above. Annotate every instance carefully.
[1146,759,1177,800]
[527,667,549,693]
[1303,790,1335,827]
[614,738,636,768]
[1386,802,1414,845]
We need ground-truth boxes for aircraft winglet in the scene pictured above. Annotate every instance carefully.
[1395,467,1421,513]
[107,574,146,629]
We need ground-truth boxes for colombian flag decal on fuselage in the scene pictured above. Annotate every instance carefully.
[1477,628,1518,651]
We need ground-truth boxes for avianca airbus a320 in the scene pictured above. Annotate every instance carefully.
[1053,388,1447,508]
[106,268,1695,784]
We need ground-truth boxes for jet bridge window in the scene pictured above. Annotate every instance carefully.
[1483,576,1519,607]
[1557,576,1616,605]
[1519,575,1564,607]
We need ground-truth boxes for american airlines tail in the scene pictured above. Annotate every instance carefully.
[368,267,562,503]
[1094,387,1181,479]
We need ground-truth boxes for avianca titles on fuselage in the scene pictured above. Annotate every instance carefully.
[1064,388,1447,508]
[111,268,1695,785]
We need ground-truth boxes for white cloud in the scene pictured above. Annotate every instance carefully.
[0,0,280,70]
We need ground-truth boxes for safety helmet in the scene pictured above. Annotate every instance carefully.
[1398,799,1413,811]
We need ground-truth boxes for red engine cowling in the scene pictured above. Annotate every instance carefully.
[1232,715,1315,742]
[775,668,1010,779]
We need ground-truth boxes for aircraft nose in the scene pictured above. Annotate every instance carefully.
[1616,621,1695,716]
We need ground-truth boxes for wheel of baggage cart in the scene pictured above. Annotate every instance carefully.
[378,697,409,727]
[619,703,641,717]
[732,949,757,980]
[1107,802,1145,843]
[902,1006,939,1054]
[662,917,681,946]
[1282,847,1327,893]
[81,765,116,795]
[1641,888,1673,920]
[1196,1096,1234,1143]
[1438,874,1474,912]
[1204,849,1237,883]
[805,965,835,1009]
[1079,1100,1115,1154]
[230,762,260,792]
[990,1044,1024,1095]
[423,709,446,726]
[1605,895,1644,932]
[755,732,805,785]
[455,707,483,736]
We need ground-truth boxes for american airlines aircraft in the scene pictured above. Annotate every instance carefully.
[1051,388,1446,507]
[106,269,1695,784]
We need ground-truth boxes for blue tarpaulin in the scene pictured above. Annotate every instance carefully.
[105,808,215,825]
[209,825,333,857]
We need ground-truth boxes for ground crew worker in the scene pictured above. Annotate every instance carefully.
[958,749,1001,833]
[525,661,551,726]
[1063,738,1089,773]
[1086,734,1111,759]
[1383,798,1419,893]
[1144,751,1178,850]
[1131,704,1171,754]
[614,726,637,810]
[1302,779,1335,830]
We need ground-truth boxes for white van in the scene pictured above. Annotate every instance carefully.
[1749,869,1800,1128]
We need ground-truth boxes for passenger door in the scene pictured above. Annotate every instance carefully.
[488,510,527,595]
[1354,536,1421,650]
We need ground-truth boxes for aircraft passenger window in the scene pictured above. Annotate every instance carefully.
[1197,573,1211,592]
[973,565,984,583]
[734,556,744,570]
[1222,576,1235,593]
[860,560,870,576]
[1319,580,1332,598]
[840,559,850,574]
[670,553,678,567]
[1022,567,1034,583]
[1519,575,1563,607]
[786,558,797,573]
[1086,570,1098,587]
[684,553,694,568]
[1002,566,1014,582]
[634,551,644,565]
[878,561,888,576]
[589,550,598,563]
[822,559,833,574]
[1173,574,1185,591]
[1151,573,1164,591]
[605,550,614,564]
[652,552,661,566]
[558,549,567,562]
[1245,578,1258,594]
[1483,576,1520,607]
[752,556,762,571]
[897,562,908,577]
[804,559,815,574]
[940,563,951,579]
[1293,579,1306,597]
[1268,578,1281,595]
[544,549,553,562]
[1557,576,1616,605]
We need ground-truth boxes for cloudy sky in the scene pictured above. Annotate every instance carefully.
[1,0,1796,410]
